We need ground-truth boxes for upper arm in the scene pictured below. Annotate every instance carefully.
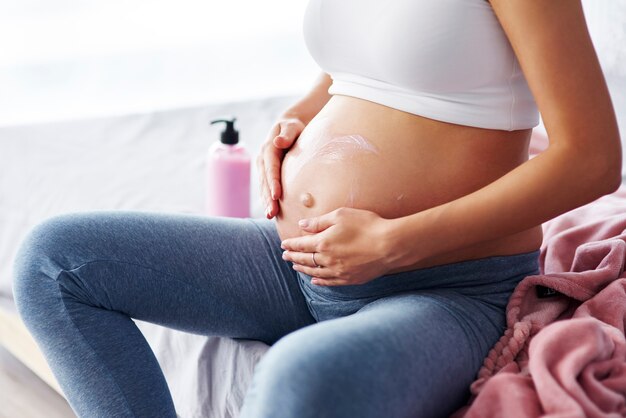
[489,0,621,162]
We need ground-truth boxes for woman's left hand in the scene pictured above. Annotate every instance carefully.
[280,207,394,286]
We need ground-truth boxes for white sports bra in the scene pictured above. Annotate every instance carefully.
[302,0,540,131]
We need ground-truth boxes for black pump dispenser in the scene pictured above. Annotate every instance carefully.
[210,118,239,145]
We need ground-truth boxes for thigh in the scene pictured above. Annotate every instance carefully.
[240,290,501,418]
[13,211,315,344]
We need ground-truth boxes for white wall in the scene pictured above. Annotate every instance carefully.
[0,0,319,126]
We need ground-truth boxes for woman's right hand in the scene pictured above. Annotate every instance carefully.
[258,117,306,219]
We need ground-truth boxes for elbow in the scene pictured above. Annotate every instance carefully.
[557,137,623,198]
[605,133,623,193]
[574,129,623,195]
[593,143,622,195]
[604,161,623,194]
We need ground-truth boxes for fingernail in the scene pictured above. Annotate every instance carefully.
[298,219,309,228]
[281,241,286,249]
[282,250,288,259]
[270,187,276,200]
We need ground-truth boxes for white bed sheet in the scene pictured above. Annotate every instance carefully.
[134,321,269,418]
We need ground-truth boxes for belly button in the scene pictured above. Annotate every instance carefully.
[300,192,315,208]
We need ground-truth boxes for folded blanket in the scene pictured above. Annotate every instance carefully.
[452,186,626,418]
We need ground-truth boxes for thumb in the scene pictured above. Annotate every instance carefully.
[273,134,294,149]
[273,120,302,148]
[298,214,334,233]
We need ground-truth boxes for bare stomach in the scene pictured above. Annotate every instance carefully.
[275,95,543,273]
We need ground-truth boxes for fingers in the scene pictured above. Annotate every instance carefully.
[281,249,350,285]
[281,234,318,252]
[298,212,337,233]
[257,125,280,218]
[274,118,303,147]
[265,120,301,199]
[308,276,347,286]
[292,263,336,279]
[259,123,279,197]
[261,184,280,219]
[256,119,304,218]
[263,148,282,201]
[268,199,280,219]
[282,249,323,268]
[259,152,281,219]
[256,155,270,215]
[291,263,347,285]
[273,133,293,149]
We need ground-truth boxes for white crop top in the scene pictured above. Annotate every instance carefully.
[302,0,540,131]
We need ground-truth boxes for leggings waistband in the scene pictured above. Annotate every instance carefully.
[298,249,541,300]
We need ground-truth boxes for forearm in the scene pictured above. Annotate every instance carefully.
[281,72,333,125]
[384,142,622,269]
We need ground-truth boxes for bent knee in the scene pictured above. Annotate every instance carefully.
[12,213,90,311]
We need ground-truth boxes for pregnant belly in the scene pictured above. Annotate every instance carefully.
[274,95,543,267]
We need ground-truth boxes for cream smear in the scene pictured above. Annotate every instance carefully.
[311,134,380,161]
[283,134,380,186]
[319,135,379,207]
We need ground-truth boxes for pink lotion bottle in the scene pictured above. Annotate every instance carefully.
[206,118,251,218]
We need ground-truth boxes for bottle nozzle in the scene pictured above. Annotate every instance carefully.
[210,117,239,145]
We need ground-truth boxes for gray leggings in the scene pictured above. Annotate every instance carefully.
[12,211,540,418]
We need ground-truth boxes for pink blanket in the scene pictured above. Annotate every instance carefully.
[451,178,626,417]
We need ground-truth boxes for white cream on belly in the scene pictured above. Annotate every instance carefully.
[312,134,379,161]
[284,134,380,208]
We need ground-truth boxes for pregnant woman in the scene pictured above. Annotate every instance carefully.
[12,1,621,417]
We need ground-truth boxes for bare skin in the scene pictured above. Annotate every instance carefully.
[259,0,621,286]
[274,95,544,271]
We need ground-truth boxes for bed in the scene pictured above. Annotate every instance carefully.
[2,4,626,415]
